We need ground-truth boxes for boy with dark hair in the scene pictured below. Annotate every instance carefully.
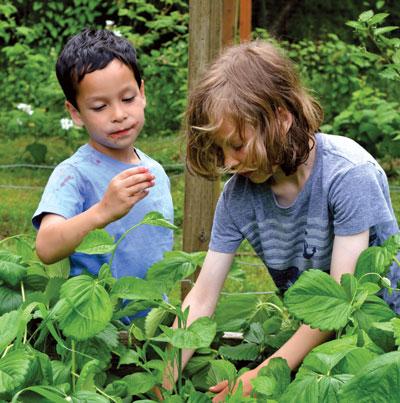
[33,28,174,282]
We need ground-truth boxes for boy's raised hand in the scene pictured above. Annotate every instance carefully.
[96,166,155,225]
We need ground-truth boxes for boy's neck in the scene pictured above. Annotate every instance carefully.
[88,140,141,164]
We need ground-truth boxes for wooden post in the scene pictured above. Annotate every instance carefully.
[222,0,239,46]
[181,0,223,299]
[239,0,252,42]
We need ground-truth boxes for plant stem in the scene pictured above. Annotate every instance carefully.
[177,315,183,395]
[71,339,76,393]
[20,281,28,344]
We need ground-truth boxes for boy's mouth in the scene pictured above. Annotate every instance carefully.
[109,127,132,138]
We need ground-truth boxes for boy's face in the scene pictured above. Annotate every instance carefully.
[66,59,146,161]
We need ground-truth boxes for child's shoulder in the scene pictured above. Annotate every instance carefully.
[318,132,379,170]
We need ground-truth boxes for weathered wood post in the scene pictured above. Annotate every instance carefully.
[181,0,252,300]
[181,0,223,299]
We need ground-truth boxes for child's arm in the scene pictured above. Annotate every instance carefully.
[210,230,370,402]
[35,166,154,264]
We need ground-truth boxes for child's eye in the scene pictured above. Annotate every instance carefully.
[91,105,106,112]
[232,144,243,151]
[123,96,135,103]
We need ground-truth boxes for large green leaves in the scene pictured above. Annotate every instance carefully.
[158,317,216,350]
[140,211,177,230]
[146,251,205,294]
[284,270,352,331]
[111,276,163,301]
[0,310,23,354]
[0,251,27,286]
[338,351,400,402]
[75,229,115,255]
[54,275,112,340]
[0,285,22,315]
[0,349,33,396]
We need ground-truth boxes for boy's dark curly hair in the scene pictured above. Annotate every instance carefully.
[56,28,141,109]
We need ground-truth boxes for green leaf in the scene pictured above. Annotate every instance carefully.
[359,10,374,22]
[284,270,352,331]
[338,351,400,402]
[206,360,237,389]
[256,357,291,399]
[145,306,172,338]
[70,390,109,402]
[75,229,115,255]
[95,323,119,350]
[140,211,177,230]
[391,317,400,347]
[55,275,112,340]
[301,336,358,375]
[214,294,260,332]
[11,385,66,403]
[0,349,32,395]
[0,310,23,354]
[111,276,163,301]
[355,246,389,281]
[76,360,101,392]
[368,12,389,25]
[122,372,157,395]
[218,343,259,361]
[0,285,22,315]
[0,251,27,286]
[374,26,398,36]
[280,370,350,403]
[146,251,205,293]
[163,317,216,349]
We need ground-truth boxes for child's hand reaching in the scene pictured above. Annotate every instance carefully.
[96,166,155,225]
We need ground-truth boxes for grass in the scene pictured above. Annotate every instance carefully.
[1,135,400,296]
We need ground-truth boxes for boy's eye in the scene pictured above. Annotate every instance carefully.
[123,96,135,103]
[91,105,106,112]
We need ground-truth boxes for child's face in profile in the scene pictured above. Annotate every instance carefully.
[214,120,276,184]
[66,59,146,160]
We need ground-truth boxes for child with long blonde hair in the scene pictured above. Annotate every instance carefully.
[173,40,399,401]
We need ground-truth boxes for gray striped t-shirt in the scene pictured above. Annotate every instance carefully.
[210,133,399,295]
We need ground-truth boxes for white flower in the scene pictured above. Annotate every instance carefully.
[106,20,114,27]
[60,118,74,130]
[113,30,122,37]
[16,103,33,115]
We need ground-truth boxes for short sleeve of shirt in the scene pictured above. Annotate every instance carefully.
[32,164,85,229]
[209,189,244,253]
[329,162,394,236]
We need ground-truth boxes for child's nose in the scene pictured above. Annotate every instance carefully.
[111,104,128,122]
[224,153,240,169]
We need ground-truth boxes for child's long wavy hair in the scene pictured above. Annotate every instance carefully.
[186,41,323,180]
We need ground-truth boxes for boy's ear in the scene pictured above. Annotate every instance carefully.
[140,80,146,108]
[65,101,84,127]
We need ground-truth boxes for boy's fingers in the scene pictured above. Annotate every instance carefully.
[117,166,149,179]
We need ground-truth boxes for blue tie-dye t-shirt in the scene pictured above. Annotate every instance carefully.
[32,143,174,280]
[209,133,400,310]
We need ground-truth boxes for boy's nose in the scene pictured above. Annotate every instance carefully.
[111,104,128,122]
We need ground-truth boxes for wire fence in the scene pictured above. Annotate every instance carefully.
[0,163,185,190]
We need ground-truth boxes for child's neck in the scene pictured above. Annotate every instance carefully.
[270,144,316,207]
[89,141,140,164]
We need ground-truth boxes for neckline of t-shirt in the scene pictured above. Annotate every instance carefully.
[83,143,144,168]
[269,132,322,212]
